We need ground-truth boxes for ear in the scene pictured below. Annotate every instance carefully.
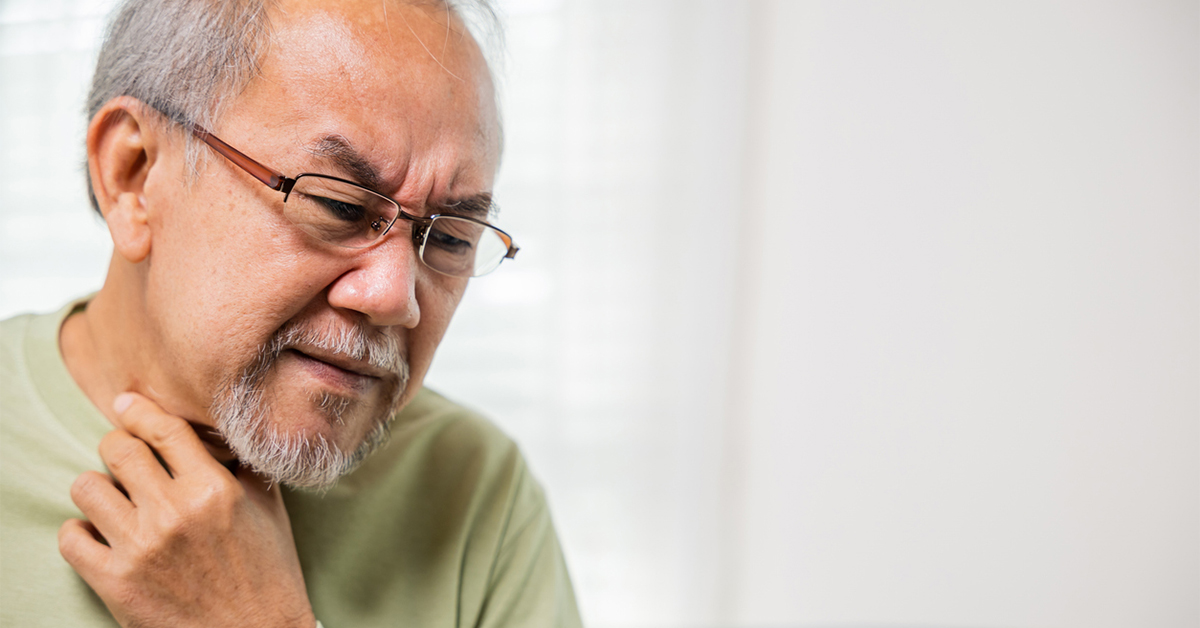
[87,97,165,264]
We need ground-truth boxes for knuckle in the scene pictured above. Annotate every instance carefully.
[97,429,122,452]
[157,480,241,530]
[130,519,180,563]
[146,414,192,447]
[215,471,244,496]
[156,507,189,537]
[195,477,241,511]
[70,471,105,501]
[184,479,243,526]
[99,432,144,470]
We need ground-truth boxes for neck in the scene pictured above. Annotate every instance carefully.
[60,267,147,429]
[59,260,235,460]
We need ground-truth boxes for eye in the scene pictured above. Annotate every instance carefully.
[428,227,473,252]
[306,194,366,223]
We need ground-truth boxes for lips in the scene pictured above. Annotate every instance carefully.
[295,342,394,376]
[287,349,379,392]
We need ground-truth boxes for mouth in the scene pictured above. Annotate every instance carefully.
[286,348,382,393]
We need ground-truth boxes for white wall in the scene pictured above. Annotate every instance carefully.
[1,1,1197,627]
[0,0,113,316]
[726,1,1198,626]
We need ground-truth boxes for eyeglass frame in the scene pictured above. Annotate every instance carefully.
[187,124,519,277]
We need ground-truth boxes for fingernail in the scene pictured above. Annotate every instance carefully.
[113,393,135,414]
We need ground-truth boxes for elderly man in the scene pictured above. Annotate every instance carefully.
[0,0,580,626]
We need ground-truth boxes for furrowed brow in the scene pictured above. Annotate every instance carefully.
[432,193,495,219]
[306,135,385,192]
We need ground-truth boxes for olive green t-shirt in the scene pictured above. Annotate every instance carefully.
[0,301,581,627]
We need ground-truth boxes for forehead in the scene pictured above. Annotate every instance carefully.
[226,0,499,198]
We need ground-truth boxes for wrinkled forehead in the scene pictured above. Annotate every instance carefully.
[268,0,492,86]
[231,0,500,187]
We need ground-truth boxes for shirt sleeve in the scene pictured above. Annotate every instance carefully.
[476,461,582,628]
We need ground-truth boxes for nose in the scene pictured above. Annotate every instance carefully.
[325,233,422,328]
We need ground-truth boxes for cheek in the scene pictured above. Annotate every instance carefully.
[142,179,344,391]
[406,277,467,380]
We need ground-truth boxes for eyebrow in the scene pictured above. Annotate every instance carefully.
[305,134,495,219]
[306,134,386,192]
[430,193,495,219]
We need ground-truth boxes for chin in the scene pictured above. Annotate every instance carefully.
[209,367,404,491]
[207,317,409,489]
[212,384,395,490]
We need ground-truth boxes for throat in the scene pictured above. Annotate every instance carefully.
[59,305,124,429]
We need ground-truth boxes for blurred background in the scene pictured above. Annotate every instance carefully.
[2,0,1197,626]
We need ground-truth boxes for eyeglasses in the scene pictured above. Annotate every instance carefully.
[189,125,519,278]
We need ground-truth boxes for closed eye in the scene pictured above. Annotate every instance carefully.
[306,194,366,222]
[428,228,473,252]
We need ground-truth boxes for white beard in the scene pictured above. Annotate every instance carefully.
[210,320,408,490]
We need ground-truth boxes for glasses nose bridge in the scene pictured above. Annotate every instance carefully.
[378,208,434,266]
[189,125,514,277]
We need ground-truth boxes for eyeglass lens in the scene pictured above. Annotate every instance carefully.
[283,174,510,277]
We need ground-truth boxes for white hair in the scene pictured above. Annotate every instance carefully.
[85,0,502,213]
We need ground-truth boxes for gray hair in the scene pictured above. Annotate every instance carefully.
[85,0,502,215]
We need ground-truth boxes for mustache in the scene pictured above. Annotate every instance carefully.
[273,319,407,379]
[234,318,410,393]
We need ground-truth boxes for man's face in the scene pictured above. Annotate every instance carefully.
[131,0,500,485]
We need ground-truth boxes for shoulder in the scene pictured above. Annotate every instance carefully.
[0,311,35,334]
[392,387,521,469]
[2,298,89,389]
[285,389,580,625]
[1,312,35,365]
[289,387,541,573]
[379,392,582,625]
[2,312,43,415]
[326,387,531,514]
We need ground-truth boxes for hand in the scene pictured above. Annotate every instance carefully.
[58,393,316,628]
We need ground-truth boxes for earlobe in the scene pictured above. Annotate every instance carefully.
[106,192,152,263]
[87,97,161,264]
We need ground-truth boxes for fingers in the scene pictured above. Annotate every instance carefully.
[69,470,135,543]
[113,392,225,477]
[58,518,111,583]
[98,429,171,504]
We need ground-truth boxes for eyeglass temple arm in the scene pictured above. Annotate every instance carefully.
[190,125,289,192]
[490,226,518,259]
[192,122,521,262]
